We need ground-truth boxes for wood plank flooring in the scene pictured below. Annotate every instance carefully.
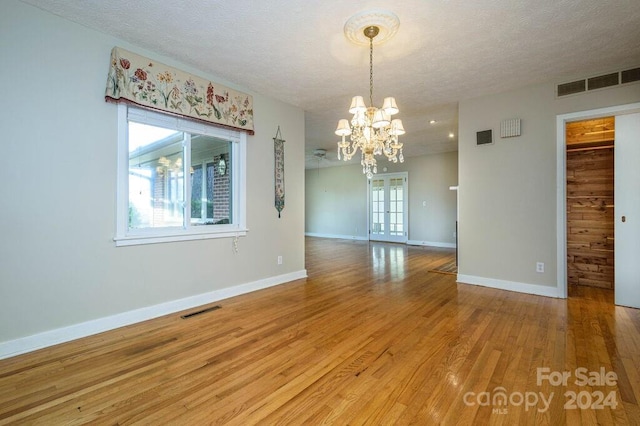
[1,237,639,425]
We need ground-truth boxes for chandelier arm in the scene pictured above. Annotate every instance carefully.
[342,139,358,159]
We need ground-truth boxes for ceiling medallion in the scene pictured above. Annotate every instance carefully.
[336,10,405,179]
[343,10,400,46]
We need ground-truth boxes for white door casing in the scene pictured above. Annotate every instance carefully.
[556,102,640,300]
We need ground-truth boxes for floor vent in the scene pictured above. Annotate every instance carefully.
[180,305,221,319]
[557,66,639,97]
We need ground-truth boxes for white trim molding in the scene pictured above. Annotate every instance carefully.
[457,274,561,298]
[304,234,456,248]
[556,102,640,300]
[305,232,368,241]
[407,240,456,249]
[0,270,307,360]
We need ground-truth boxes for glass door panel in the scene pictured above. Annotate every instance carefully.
[371,178,385,236]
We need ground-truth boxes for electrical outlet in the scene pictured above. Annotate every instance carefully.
[277,256,283,265]
[536,262,544,273]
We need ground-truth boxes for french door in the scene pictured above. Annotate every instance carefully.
[369,172,408,243]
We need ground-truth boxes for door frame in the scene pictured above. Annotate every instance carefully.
[556,102,640,299]
[367,172,409,243]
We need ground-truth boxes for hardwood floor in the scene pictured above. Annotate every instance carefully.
[1,237,639,425]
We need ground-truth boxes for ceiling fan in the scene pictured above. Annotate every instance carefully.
[312,149,328,174]
[313,149,327,160]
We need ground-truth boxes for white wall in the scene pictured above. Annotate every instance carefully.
[305,151,458,245]
[458,79,640,295]
[0,1,305,355]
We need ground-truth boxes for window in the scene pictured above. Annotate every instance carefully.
[116,105,246,246]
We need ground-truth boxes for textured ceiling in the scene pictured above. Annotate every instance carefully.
[22,0,640,169]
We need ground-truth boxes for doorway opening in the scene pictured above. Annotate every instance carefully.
[565,117,615,298]
[557,102,640,306]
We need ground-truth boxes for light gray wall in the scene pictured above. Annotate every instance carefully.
[305,151,458,245]
[458,79,640,288]
[0,1,305,344]
[305,163,369,239]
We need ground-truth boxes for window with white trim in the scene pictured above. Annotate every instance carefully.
[115,105,247,246]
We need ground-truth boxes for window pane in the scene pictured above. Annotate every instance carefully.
[206,162,215,219]
[128,122,184,229]
[191,165,203,219]
[371,179,385,235]
[118,106,247,246]
[191,135,232,225]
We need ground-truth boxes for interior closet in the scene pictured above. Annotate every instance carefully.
[565,117,615,289]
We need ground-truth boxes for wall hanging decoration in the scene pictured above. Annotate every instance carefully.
[274,126,285,218]
[105,47,254,134]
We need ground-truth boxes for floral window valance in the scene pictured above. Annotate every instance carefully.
[105,47,254,134]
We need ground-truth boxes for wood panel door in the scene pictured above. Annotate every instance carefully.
[614,112,640,309]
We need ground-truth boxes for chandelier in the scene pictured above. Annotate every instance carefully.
[335,12,405,178]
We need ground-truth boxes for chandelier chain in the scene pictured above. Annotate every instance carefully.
[369,36,374,107]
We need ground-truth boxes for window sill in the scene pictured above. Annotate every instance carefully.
[114,228,248,247]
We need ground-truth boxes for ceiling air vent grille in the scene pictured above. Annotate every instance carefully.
[557,66,639,98]
[587,72,619,90]
[621,67,640,84]
[557,80,586,97]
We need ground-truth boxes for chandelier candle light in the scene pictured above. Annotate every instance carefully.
[336,11,405,178]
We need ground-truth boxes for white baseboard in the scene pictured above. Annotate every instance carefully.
[305,232,368,241]
[407,240,456,249]
[305,235,457,248]
[456,274,561,298]
[0,270,307,360]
